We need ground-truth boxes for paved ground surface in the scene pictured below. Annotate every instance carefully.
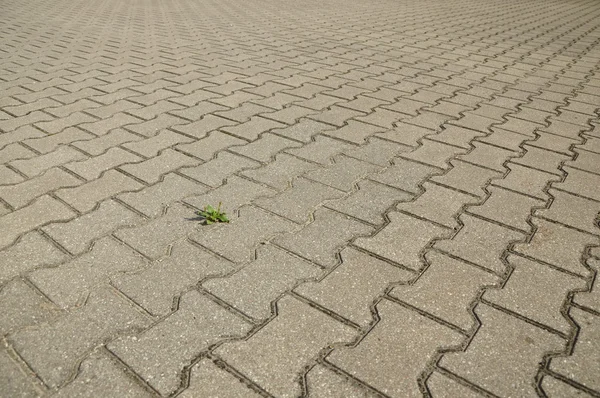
[1,0,599,396]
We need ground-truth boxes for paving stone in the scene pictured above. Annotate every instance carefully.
[42,199,143,255]
[0,230,68,285]
[216,294,356,398]
[0,165,25,185]
[0,142,37,164]
[221,116,286,141]
[254,177,344,224]
[120,130,194,158]
[56,170,144,212]
[0,347,42,398]
[109,290,252,395]
[285,135,354,165]
[468,186,545,232]
[242,153,321,191]
[530,132,579,155]
[370,158,438,194]
[180,151,260,188]
[440,304,565,398]
[574,258,600,313]
[426,371,486,398]
[536,189,600,234]
[568,149,600,175]
[190,205,297,263]
[35,113,99,135]
[375,122,435,146]
[118,173,208,218]
[398,182,479,228]
[54,349,154,398]
[327,180,412,225]
[391,251,498,330]
[296,247,412,326]
[329,299,463,397]
[401,138,468,170]
[114,240,232,316]
[0,195,76,249]
[204,244,321,320]
[184,175,276,215]
[492,163,561,200]
[477,127,530,152]
[10,287,152,388]
[119,148,200,184]
[305,364,379,398]
[344,137,410,166]
[549,307,600,392]
[179,358,261,398]
[114,203,201,259]
[229,133,302,162]
[513,218,596,276]
[176,130,245,161]
[64,147,143,180]
[168,101,226,121]
[273,119,331,143]
[429,125,486,149]
[30,237,147,309]
[306,155,381,192]
[321,121,384,145]
[512,145,570,176]
[579,136,600,154]
[274,208,373,267]
[431,160,502,197]
[22,128,93,155]
[71,128,143,156]
[555,167,600,202]
[170,114,237,139]
[76,113,141,136]
[0,126,46,150]
[0,278,61,336]
[0,168,82,209]
[354,211,450,270]
[540,375,595,398]
[457,142,518,172]
[485,254,585,334]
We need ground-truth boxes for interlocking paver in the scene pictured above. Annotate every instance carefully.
[391,251,498,330]
[275,208,373,267]
[30,237,148,309]
[9,287,152,388]
[296,247,413,326]
[328,299,463,397]
[483,254,586,334]
[204,244,321,321]
[53,350,154,398]
[216,294,356,398]
[3,0,600,395]
[55,169,144,212]
[354,211,451,270]
[114,240,232,316]
[305,155,381,192]
[440,304,565,398]
[190,205,297,264]
[397,182,480,228]
[180,358,262,398]
[0,347,42,398]
[305,364,380,398]
[71,128,143,156]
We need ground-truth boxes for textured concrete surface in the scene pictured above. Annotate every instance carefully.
[0,0,599,396]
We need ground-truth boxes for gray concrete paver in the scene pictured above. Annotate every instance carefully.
[1,0,600,396]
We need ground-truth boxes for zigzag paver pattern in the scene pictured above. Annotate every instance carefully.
[0,0,599,396]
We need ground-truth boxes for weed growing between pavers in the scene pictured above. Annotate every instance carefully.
[196,202,229,225]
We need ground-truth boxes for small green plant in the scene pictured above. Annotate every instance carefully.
[196,202,229,225]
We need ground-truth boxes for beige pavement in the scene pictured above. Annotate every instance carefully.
[0,0,599,396]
